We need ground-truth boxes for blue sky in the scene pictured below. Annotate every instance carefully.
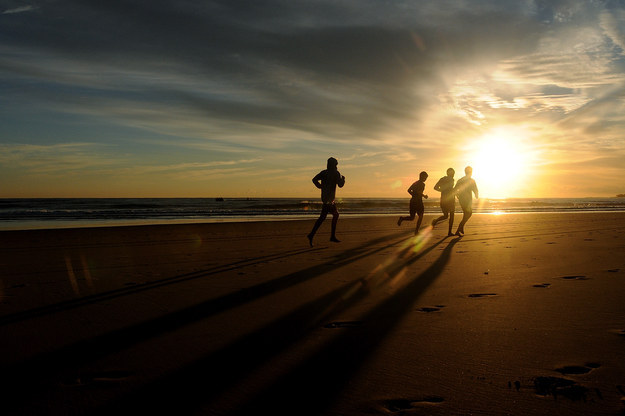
[1,0,625,198]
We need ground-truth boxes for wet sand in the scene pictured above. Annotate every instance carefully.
[1,213,625,415]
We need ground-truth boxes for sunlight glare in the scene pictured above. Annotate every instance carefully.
[464,127,535,198]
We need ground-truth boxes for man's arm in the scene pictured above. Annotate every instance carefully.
[433,179,442,192]
[453,180,461,198]
[337,171,345,188]
[473,181,479,199]
[312,172,323,189]
[407,183,416,196]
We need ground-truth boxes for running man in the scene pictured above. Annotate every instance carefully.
[397,171,428,235]
[432,168,455,236]
[307,157,346,247]
[454,166,478,236]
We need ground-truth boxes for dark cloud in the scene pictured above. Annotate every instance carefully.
[0,0,551,140]
[542,84,575,95]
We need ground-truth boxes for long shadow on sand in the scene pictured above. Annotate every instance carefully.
[2,230,410,412]
[0,246,320,325]
[89,236,458,415]
[1,231,410,326]
[230,236,461,415]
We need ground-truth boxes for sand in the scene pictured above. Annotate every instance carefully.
[1,212,625,415]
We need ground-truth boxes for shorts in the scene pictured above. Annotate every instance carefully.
[320,203,339,216]
[440,195,455,213]
[458,198,472,213]
[409,198,424,217]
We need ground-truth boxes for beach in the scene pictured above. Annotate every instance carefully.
[1,212,625,415]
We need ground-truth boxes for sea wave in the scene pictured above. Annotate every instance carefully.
[1,197,624,229]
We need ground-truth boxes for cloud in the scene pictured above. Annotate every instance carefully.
[557,83,625,131]
[600,9,625,52]
[0,142,120,175]
[2,1,625,197]
[0,0,549,144]
[126,159,263,175]
[2,5,35,14]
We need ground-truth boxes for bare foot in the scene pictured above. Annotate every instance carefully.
[307,234,314,247]
[330,236,341,243]
[397,217,403,226]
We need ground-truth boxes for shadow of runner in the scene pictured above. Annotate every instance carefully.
[1,231,409,326]
[2,231,409,413]
[229,236,462,415]
[0,246,320,325]
[87,236,450,415]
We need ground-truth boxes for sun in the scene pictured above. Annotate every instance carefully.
[463,127,535,198]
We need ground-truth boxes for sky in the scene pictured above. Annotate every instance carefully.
[1,0,625,199]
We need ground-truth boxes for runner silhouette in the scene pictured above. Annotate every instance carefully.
[307,157,345,247]
[432,168,455,236]
[454,166,478,236]
[397,171,428,235]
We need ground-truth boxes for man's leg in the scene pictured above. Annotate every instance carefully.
[448,211,455,236]
[415,203,425,234]
[308,205,329,246]
[398,200,417,226]
[432,212,448,227]
[398,213,415,224]
[456,204,471,235]
[329,204,340,242]
[415,213,423,234]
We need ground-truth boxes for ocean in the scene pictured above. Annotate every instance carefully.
[1,197,625,230]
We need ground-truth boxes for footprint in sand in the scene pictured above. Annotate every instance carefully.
[324,321,363,329]
[63,370,131,387]
[468,293,497,298]
[607,329,625,338]
[8,284,27,289]
[533,283,551,288]
[555,363,600,375]
[607,269,620,273]
[381,396,444,412]
[560,275,589,280]
[533,376,589,401]
[417,306,443,313]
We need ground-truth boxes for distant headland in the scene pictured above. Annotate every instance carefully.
[617,194,625,198]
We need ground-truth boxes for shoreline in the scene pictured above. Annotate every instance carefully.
[2,209,625,232]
